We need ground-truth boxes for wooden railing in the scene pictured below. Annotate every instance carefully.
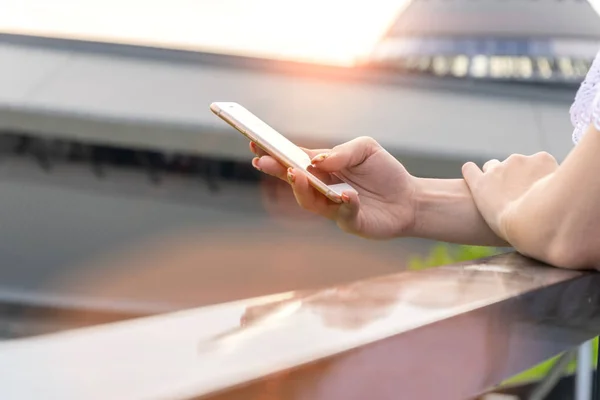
[0,253,598,399]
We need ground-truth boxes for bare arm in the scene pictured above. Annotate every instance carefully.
[500,125,600,269]
[252,139,506,244]
[410,178,508,247]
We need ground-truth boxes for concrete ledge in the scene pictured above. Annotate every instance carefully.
[0,37,577,163]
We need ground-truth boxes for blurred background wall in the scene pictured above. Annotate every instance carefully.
[0,0,598,336]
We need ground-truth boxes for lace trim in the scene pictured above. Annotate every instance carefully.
[592,86,600,133]
[571,51,600,144]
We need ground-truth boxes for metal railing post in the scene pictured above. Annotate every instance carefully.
[594,337,600,400]
[529,350,576,400]
[577,339,594,400]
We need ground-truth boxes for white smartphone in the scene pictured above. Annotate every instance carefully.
[210,102,354,203]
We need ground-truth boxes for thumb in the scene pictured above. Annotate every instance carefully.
[310,137,380,172]
[462,162,483,189]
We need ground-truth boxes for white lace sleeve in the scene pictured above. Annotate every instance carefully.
[571,52,600,144]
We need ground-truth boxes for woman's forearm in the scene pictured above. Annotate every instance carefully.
[503,126,600,269]
[408,178,508,246]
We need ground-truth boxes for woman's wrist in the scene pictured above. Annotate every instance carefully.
[405,177,507,246]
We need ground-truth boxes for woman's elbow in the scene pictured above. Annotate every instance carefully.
[542,235,599,270]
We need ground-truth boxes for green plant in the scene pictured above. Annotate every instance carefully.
[408,243,499,271]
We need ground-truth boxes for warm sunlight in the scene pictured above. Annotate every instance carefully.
[1,0,409,66]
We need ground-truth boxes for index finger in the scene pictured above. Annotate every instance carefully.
[462,162,484,191]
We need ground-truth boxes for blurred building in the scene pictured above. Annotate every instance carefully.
[371,0,600,84]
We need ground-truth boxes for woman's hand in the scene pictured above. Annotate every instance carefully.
[462,152,559,243]
[251,136,507,246]
[251,137,417,239]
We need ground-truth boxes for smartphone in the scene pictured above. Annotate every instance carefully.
[210,102,354,203]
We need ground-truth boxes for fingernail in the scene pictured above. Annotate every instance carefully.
[341,193,350,203]
[252,157,261,171]
[287,168,295,184]
[311,153,329,164]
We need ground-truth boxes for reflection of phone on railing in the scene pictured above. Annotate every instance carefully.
[210,102,355,203]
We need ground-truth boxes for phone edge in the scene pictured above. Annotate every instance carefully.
[210,102,343,204]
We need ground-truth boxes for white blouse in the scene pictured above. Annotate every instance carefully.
[571,52,600,144]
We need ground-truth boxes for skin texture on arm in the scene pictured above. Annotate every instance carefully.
[463,124,600,270]
[411,178,508,246]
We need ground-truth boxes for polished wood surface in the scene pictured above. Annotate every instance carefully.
[0,253,597,399]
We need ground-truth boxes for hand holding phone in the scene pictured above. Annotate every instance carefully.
[210,102,422,240]
[210,102,355,203]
